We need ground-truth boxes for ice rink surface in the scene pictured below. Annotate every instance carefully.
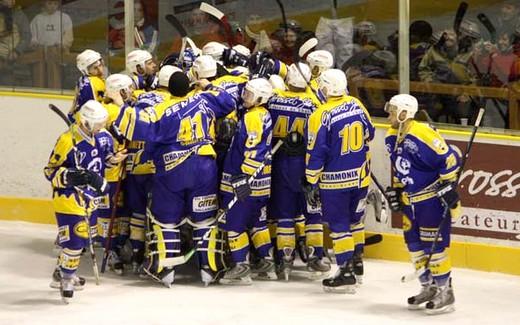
[0,220,519,325]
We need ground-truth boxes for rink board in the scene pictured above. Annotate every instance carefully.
[1,92,519,277]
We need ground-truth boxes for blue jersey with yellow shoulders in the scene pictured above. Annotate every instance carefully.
[305,95,375,190]
[132,74,158,91]
[102,101,126,181]
[267,87,321,142]
[114,89,235,175]
[44,125,114,216]
[220,105,273,198]
[385,120,460,194]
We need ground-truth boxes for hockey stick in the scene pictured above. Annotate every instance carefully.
[276,0,288,34]
[199,2,235,46]
[477,13,497,44]
[49,104,72,126]
[134,26,144,48]
[158,139,284,268]
[453,2,468,36]
[401,108,485,283]
[165,14,188,69]
[369,173,389,223]
[366,234,383,245]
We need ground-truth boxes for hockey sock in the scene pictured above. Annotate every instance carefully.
[250,226,272,258]
[330,231,354,266]
[305,223,324,258]
[351,222,365,254]
[430,250,451,287]
[130,212,146,251]
[276,218,296,260]
[228,231,250,263]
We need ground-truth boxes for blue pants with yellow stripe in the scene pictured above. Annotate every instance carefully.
[402,195,452,286]
[221,193,272,264]
[125,174,153,252]
[321,187,368,267]
[269,154,324,260]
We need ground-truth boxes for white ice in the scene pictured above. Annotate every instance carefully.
[0,220,519,325]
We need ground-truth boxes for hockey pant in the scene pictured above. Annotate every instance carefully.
[125,174,153,253]
[320,187,368,267]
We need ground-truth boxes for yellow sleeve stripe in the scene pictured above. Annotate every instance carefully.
[439,169,459,182]
[241,164,257,175]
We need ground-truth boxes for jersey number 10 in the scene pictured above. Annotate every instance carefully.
[339,121,364,155]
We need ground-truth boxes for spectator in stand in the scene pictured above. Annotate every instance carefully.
[29,0,73,89]
[496,2,520,37]
[0,0,30,66]
[134,0,158,53]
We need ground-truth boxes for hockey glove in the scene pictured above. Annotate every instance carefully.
[230,174,252,202]
[222,48,249,67]
[216,117,238,144]
[301,178,320,207]
[83,170,109,194]
[385,187,403,212]
[281,131,306,156]
[64,169,90,187]
[437,182,460,209]
[108,123,125,145]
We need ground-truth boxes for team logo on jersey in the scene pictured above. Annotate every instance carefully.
[403,139,418,154]
[402,214,412,232]
[193,194,218,213]
[395,156,411,175]
[58,225,70,243]
[73,221,89,239]
[91,149,98,157]
[320,111,331,127]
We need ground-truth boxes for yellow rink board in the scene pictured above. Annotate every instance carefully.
[1,196,519,276]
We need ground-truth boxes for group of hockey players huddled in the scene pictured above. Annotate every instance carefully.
[44,37,462,315]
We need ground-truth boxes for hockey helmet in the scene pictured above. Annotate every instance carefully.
[105,73,134,99]
[318,69,347,97]
[76,49,103,75]
[158,65,182,87]
[232,44,251,57]
[79,100,108,133]
[306,50,334,77]
[384,94,418,122]
[126,49,153,75]
[192,55,218,79]
[202,42,228,62]
[286,62,311,89]
[242,78,273,107]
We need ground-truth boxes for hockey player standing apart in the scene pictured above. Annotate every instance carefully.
[303,69,374,294]
[219,78,275,284]
[44,100,127,302]
[384,94,461,314]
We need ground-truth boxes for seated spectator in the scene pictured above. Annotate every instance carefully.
[29,0,73,89]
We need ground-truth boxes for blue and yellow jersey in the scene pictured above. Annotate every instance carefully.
[267,87,321,143]
[114,89,235,175]
[212,74,248,103]
[273,59,288,79]
[132,74,158,91]
[385,120,461,194]
[305,95,375,190]
[220,105,273,198]
[102,101,126,181]
[69,75,105,122]
[44,124,114,216]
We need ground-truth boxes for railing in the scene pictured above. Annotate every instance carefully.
[348,78,520,129]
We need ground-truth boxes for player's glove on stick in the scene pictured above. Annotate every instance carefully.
[437,182,460,209]
[231,174,252,202]
[385,187,403,212]
[64,168,90,187]
[301,178,320,207]
[83,170,109,195]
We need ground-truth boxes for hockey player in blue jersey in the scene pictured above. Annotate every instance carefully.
[126,49,158,91]
[384,94,461,314]
[45,100,127,302]
[68,49,106,123]
[113,71,236,287]
[304,69,375,294]
[219,78,275,285]
[267,62,330,280]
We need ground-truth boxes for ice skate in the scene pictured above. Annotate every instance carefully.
[407,284,438,310]
[131,249,144,275]
[219,262,252,285]
[251,258,277,280]
[60,276,74,304]
[278,247,294,281]
[200,266,219,287]
[306,256,331,280]
[425,281,455,315]
[295,237,308,263]
[322,261,356,294]
[353,252,364,284]
[50,268,85,291]
[107,250,124,275]
[156,267,175,288]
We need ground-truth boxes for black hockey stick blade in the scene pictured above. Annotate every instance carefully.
[165,14,188,38]
[365,234,383,246]
[49,104,72,126]
[453,2,468,35]
[477,13,497,43]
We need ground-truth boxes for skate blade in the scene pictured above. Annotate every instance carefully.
[61,296,70,304]
[251,272,278,281]
[355,275,363,286]
[305,270,330,281]
[219,276,253,286]
[50,281,84,291]
[407,303,425,311]
[142,268,173,288]
[322,285,356,294]
[425,304,455,315]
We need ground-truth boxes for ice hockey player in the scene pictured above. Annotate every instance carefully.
[97,73,135,275]
[384,94,461,314]
[306,50,334,82]
[113,71,236,287]
[68,49,106,122]
[266,62,329,281]
[303,69,374,294]
[126,49,158,91]
[45,100,127,302]
[219,78,275,285]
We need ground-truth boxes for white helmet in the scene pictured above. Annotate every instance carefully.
[286,62,311,89]
[269,74,287,91]
[126,49,153,75]
[105,73,134,99]
[192,55,217,79]
[242,78,273,106]
[79,100,108,133]
[158,65,182,87]
[307,50,333,77]
[76,49,102,75]
[232,44,251,57]
[318,69,347,97]
[202,42,228,62]
[385,94,418,122]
